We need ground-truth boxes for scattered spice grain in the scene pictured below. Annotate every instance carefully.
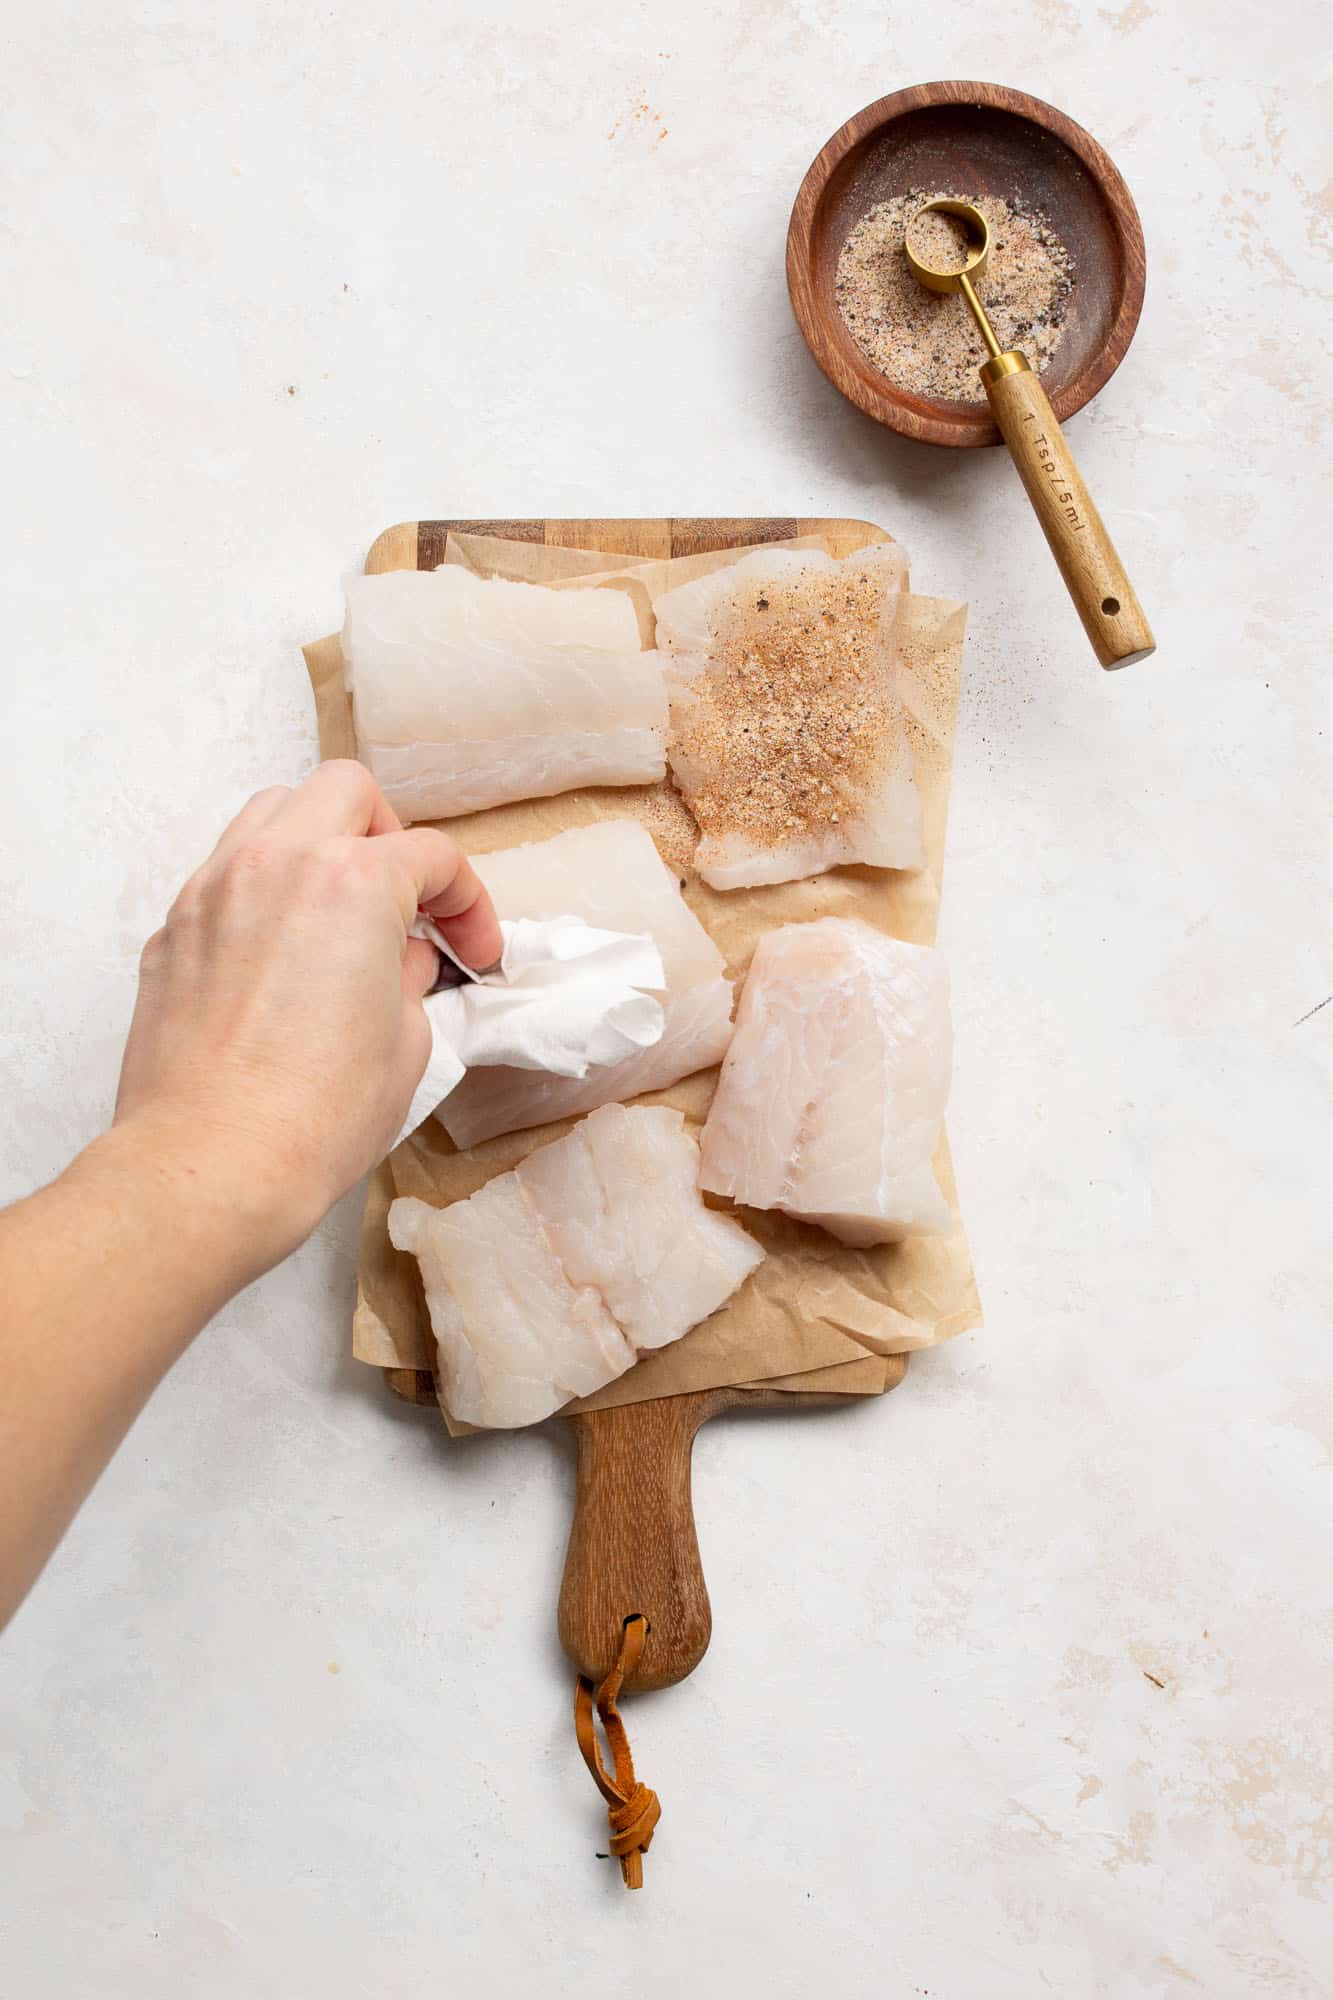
[634,783,700,875]
[668,559,904,857]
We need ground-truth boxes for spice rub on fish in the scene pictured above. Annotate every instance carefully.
[343,566,666,822]
[653,544,922,890]
[390,1104,765,1428]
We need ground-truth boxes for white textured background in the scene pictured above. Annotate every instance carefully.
[2,3,1330,1995]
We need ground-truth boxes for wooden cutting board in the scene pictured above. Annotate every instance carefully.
[368,517,909,1693]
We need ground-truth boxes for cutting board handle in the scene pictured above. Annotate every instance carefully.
[559,1390,727,1693]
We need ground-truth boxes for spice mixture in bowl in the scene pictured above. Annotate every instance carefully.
[836,191,1075,403]
[786,83,1147,447]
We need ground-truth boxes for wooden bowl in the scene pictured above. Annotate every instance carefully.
[787,81,1147,448]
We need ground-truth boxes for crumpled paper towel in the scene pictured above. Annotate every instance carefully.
[394,915,666,1146]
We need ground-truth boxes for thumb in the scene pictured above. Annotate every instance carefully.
[401,935,440,1003]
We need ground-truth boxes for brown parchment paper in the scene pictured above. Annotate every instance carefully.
[444,532,653,581]
[441,531,840,653]
[303,528,981,1432]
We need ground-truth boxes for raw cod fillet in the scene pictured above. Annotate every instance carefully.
[389,1104,765,1427]
[343,567,667,821]
[438,975,734,1151]
[436,820,734,1148]
[653,543,922,889]
[699,917,952,1243]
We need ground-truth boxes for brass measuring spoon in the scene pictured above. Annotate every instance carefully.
[905,198,1154,669]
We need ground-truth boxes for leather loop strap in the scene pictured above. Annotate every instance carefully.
[573,1614,661,1889]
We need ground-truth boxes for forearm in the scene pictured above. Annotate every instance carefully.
[0,764,501,1625]
[0,1118,289,1628]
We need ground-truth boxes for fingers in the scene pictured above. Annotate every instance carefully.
[205,786,293,870]
[401,935,439,1004]
[394,1002,434,1116]
[272,760,402,840]
[198,765,397,891]
[170,786,292,921]
[376,828,504,969]
[433,894,504,973]
[188,771,502,994]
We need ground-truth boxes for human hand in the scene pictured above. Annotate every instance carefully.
[114,762,501,1274]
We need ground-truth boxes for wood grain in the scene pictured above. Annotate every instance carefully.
[786,81,1147,449]
[560,1392,720,1692]
[983,363,1154,666]
[560,1372,906,1690]
[384,1367,438,1407]
[365,516,912,1692]
[365,517,825,573]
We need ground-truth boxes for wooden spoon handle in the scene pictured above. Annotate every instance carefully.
[559,1392,723,1693]
[982,356,1155,670]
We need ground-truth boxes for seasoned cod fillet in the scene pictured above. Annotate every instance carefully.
[653,544,921,889]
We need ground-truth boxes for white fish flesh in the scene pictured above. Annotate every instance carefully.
[698,917,951,1243]
[653,544,922,889]
[343,567,667,821]
[436,820,733,1147]
[389,1104,765,1427]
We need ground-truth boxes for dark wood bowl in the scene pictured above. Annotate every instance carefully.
[787,81,1147,448]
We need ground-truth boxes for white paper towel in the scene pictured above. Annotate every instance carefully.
[394,915,666,1147]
